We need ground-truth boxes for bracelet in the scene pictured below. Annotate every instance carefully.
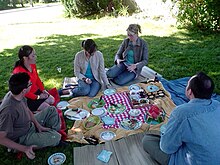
[36,95,40,100]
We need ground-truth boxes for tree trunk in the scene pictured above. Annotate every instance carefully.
[20,0,24,7]
[30,0,34,7]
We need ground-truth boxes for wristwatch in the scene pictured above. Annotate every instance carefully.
[36,95,40,100]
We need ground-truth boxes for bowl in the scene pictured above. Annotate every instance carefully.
[129,109,141,117]
[91,107,107,117]
[83,116,101,130]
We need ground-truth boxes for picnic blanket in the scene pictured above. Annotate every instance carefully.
[160,77,220,106]
[66,81,176,144]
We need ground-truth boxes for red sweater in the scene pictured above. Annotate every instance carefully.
[13,64,45,100]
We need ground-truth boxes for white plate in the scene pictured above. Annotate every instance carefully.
[129,84,141,91]
[48,152,66,165]
[100,131,116,141]
[56,101,70,110]
[91,107,106,116]
[64,108,90,120]
[120,118,142,130]
[146,85,159,92]
[129,109,141,117]
[104,88,116,96]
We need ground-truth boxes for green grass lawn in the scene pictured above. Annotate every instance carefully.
[0,9,220,165]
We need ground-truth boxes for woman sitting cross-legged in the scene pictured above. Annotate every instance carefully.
[60,39,111,97]
[106,24,148,86]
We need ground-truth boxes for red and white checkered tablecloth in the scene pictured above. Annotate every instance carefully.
[102,92,151,129]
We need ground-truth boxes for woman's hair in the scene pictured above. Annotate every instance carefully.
[81,39,97,54]
[9,72,30,95]
[13,45,33,70]
[188,72,214,99]
[127,24,141,34]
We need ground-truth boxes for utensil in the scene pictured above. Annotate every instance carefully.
[109,102,117,107]
[98,95,102,102]
[65,114,81,119]
[64,109,90,120]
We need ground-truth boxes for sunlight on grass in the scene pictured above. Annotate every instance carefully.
[0,3,220,165]
[43,78,63,88]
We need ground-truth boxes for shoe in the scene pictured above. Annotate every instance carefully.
[57,140,70,147]
[60,89,73,98]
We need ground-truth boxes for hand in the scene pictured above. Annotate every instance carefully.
[127,64,136,72]
[24,145,36,160]
[39,91,49,99]
[85,78,92,84]
[106,84,113,89]
[116,59,125,65]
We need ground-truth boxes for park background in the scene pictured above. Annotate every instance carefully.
[0,0,220,164]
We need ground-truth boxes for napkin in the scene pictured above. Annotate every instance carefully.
[97,150,112,163]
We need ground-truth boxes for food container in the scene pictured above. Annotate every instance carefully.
[83,116,101,130]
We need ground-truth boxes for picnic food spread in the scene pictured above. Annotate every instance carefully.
[107,103,126,114]
[66,80,175,144]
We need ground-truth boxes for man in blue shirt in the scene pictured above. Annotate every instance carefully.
[142,72,220,165]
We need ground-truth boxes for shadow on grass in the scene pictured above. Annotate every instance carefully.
[1,32,220,95]
[0,31,220,164]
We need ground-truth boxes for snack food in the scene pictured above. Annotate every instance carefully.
[83,116,100,130]
[121,119,137,129]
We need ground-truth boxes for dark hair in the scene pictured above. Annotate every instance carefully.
[9,72,30,95]
[81,39,97,54]
[13,45,34,70]
[188,72,214,99]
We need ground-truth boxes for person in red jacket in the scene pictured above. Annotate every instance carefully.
[12,45,55,112]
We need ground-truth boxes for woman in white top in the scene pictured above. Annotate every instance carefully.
[60,39,110,97]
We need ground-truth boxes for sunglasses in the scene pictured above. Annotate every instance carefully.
[127,32,136,37]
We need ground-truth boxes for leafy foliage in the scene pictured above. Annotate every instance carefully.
[174,0,220,31]
[62,0,115,17]
[61,0,138,18]
[1,7,220,164]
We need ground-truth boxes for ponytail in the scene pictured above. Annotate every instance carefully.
[13,45,33,71]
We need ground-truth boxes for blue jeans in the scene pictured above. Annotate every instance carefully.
[71,79,101,97]
[106,63,136,86]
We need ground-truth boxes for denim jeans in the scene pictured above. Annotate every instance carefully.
[71,79,101,97]
[106,63,136,86]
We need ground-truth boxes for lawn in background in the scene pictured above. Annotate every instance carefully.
[0,6,220,165]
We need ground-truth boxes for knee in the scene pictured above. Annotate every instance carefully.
[106,70,113,78]
[88,92,98,97]
[142,134,160,153]
[51,132,62,147]
[112,78,125,86]
[46,95,55,105]
[81,87,90,96]
[142,135,150,152]
[47,106,57,113]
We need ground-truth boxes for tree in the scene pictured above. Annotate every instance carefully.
[174,0,220,31]
[61,0,139,18]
